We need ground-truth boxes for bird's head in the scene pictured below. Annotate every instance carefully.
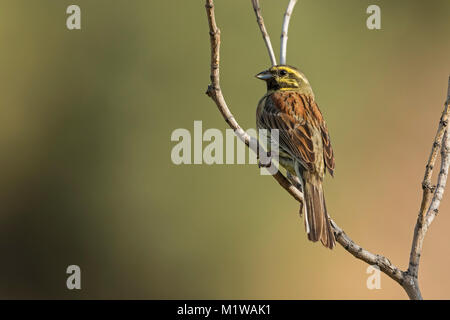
[256,65,313,96]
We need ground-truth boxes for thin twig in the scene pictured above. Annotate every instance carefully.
[205,0,450,300]
[330,220,405,285]
[407,77,450,294]
[251,0,277,66]
[280,0,298,65]
[427,130,450,226]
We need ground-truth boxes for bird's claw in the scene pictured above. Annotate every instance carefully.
[258,152,272,168]
[258,160,272,168]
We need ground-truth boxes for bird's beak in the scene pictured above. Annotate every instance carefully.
[255,70,272,80]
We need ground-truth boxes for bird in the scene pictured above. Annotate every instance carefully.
[255,65,336,249]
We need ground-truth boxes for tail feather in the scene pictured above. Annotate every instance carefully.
[302,174,335,249]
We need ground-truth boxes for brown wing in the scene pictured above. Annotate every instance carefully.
[257,92,316,171]
[257,92,335,175]
[305,98,335,176]
[320,120,335,176]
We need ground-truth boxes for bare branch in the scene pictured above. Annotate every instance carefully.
[408,76,450,284]
[280,0,298,65]
[205,0,450,300]
[251,0,277,66]
[427,79,450,227]
[330,220,405,285]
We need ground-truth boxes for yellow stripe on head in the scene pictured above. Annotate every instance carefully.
[260,65,313,94]
[276,66,301,78]
[278,78,299,88]
[270,65,309,84]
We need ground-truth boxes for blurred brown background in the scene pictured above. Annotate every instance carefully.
[0,0,449,299]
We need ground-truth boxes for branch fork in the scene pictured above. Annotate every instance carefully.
[251,0,298,66]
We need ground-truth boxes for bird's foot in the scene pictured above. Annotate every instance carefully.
[258,152,272,168]
[287,171,304,193]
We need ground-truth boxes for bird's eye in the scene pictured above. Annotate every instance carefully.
[279,70,288,76]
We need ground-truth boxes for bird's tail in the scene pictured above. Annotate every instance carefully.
[302,173,335,249]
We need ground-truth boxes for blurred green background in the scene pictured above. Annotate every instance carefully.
[0,0,449,299]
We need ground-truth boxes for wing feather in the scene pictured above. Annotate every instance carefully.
[257,92,335,176]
